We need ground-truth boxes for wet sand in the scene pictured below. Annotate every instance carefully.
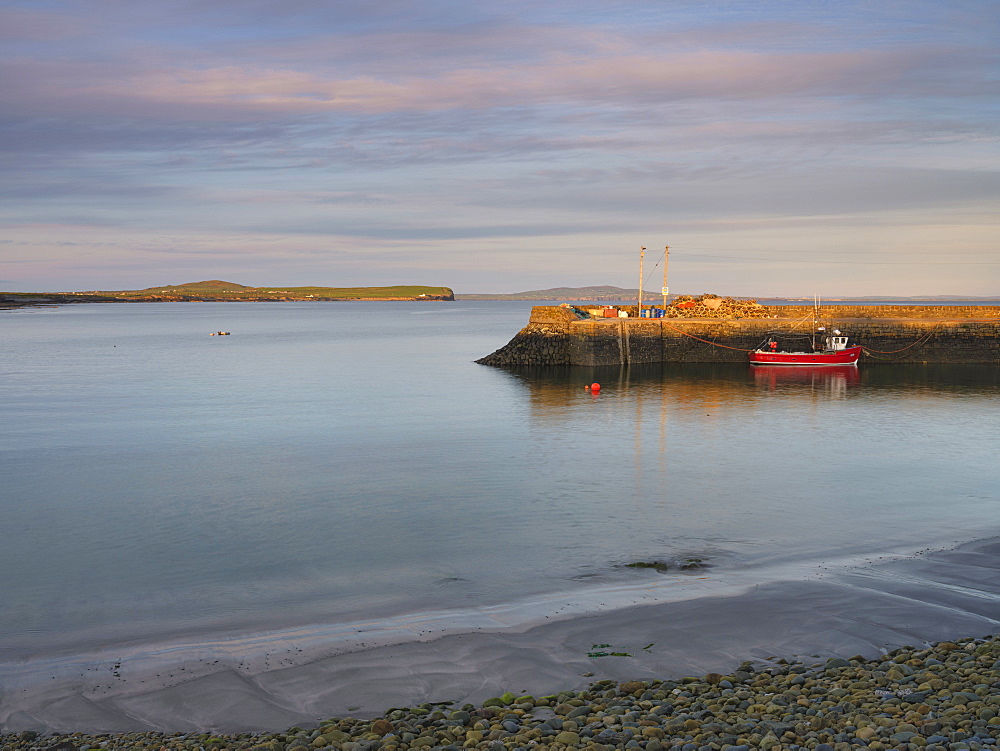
[3,538,999,734]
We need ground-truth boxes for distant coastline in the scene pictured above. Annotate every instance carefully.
[1,280,455,309]
[455,285,1000,303]
[4,281,998,310]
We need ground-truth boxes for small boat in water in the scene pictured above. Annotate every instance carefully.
[750,331,862,366]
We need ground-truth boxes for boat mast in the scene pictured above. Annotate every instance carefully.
[812,294,819,350]
[662,245,669,310]
[638,246,645,314]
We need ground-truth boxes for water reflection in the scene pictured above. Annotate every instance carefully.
[860,363,1000,392]
[496,362,1000,413]
[475,360,999,587]
[751,364,860,397]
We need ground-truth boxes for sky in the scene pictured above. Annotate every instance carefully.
[1,0,998,296]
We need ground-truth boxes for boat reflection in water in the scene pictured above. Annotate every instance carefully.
[495,363,996,420]
[752,364,860,397]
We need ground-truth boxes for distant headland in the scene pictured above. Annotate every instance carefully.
[455,286,1000,302]
[1,280,455,308]
[456,285,661,301]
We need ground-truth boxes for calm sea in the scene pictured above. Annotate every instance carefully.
[2,301,999,665]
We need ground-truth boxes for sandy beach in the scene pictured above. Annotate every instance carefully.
[2,537,998,736]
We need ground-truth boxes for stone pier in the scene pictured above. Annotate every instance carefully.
[477,306,1000,366]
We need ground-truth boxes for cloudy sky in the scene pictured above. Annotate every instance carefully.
[1,0,998,295]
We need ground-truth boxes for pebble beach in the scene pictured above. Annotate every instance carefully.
[4,634,999,751]
[4,536,1000,749]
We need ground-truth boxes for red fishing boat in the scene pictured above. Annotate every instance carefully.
[749,331,862,366]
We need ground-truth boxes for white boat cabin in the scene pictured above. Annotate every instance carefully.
[825,335,850,351]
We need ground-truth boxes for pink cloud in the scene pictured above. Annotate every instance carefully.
[0,46,945,120]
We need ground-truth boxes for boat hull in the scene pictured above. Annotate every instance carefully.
[749,345,862,366]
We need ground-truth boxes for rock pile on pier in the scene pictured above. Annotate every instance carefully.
[661,295,770,319]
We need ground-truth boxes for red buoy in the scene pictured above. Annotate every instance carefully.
[590,382,601,392]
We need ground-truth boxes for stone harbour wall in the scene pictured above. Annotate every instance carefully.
[482,323,575,366]
[475,306,1000,366]
[770,305,1000,319]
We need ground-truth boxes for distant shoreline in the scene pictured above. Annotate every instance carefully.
[5,292,999,310]
[456,294,1000,302]
[0,294,453,309]
[0,280,456,308]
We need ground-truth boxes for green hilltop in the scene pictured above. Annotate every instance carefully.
[89,281,455,301]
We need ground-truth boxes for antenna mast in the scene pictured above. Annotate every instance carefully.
[662,245,669,309]
[638,246,645,314]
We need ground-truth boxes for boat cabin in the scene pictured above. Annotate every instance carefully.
[825,335,849,352]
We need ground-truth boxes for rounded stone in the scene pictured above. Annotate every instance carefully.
[554,731,581,745]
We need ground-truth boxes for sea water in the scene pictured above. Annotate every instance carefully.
[2,301,999,668]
